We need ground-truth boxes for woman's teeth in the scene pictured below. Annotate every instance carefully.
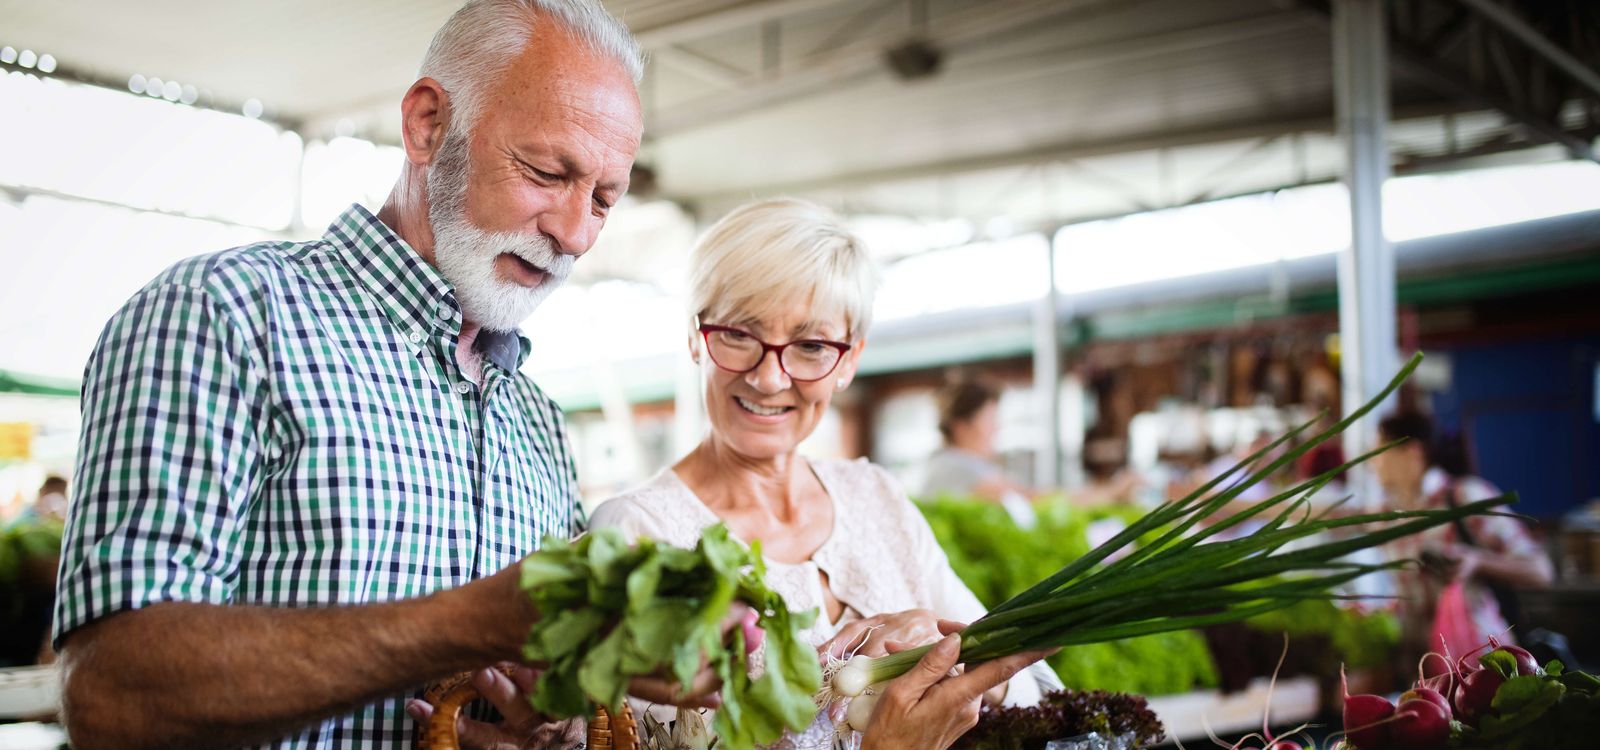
[736,397,789,416]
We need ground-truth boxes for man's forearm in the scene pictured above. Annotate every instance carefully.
[61,565,533,750]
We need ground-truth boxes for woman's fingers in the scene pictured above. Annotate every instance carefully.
[936,619,968,636]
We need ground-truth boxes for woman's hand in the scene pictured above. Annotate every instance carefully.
[818,609,947,660]
[859,635,1054,750]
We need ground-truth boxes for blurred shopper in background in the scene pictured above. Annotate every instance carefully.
[16,475,68,524]
[921,379,1137,521]
[1376,411,1554,673]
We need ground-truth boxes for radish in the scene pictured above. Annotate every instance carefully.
[1266,742,1302,750]
[1342,667,1396,750]
[1452,666,1505,726]
[1390,696,1450,750]
[1492,644,1539,676]
[1398,687,1452,719]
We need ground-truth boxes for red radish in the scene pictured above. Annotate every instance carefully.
[1398,687,1452,719]
[1344,693,1396,750]
[1342,664,1396,750]
[1452,666,1506,726]
[1391,697,1450,750]
[1491,644,1539,676]
[1267,742,1302,750]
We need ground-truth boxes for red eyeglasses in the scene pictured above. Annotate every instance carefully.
[697,321,852,382]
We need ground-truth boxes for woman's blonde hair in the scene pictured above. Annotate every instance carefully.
[688,198,879,340]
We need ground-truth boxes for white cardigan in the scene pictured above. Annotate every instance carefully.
[589,457,1059,749]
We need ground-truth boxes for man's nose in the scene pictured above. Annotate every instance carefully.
[539,189,598,257]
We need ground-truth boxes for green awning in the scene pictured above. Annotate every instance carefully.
[0,369,80,398]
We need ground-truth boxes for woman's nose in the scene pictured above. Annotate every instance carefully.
[744,350,790,392]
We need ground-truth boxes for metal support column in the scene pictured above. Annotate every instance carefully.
[1333,0,1399,502]
[1033,240,1063,489]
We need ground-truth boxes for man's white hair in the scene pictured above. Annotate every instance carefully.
[689,199,880,341]
[419,0,644,132]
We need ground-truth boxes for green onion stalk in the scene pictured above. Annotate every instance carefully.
[825,352,1516,699]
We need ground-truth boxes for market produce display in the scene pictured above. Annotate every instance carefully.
[820,354,1513,709]
[0,517,62,665]
[951,689,1166,750]
[518,524,820,749]
[1336,639,1600,750]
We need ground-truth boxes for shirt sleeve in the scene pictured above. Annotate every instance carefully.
[53,283,267,647]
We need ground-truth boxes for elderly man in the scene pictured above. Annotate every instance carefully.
[53,2,659,748]
[55,2,1053,748]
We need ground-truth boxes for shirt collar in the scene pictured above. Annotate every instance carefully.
[323,204,530,373]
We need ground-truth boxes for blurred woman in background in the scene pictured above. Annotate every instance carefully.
[1375,411,1554,671]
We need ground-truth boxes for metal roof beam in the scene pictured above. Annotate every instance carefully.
[1298,0,1596,163]
[1456,0,1600,100]
[647,0,1130,137]
[630,0,856,50]
[668,101,1468,203]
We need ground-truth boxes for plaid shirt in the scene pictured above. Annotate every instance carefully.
[54,204,583,748]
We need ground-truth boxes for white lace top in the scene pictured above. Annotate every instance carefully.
[589,457,1057,749]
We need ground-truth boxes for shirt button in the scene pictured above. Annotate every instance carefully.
[437,303,455,322]
[453,381,472,395]
[407,330,424,345]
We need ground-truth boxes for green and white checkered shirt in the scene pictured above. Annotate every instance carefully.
[54,204,584,748]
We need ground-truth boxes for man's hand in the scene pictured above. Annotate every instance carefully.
[859,635,1055,750]
[407,664,584,750]
[818,609,946,660]
[625,604,764,709]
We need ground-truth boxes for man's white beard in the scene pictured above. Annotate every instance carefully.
[426,127,573,332]
[430,210,572,332]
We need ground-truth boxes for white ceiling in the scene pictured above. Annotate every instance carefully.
[0,0,1573,228]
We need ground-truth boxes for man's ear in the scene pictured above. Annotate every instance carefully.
[399,77,451,167]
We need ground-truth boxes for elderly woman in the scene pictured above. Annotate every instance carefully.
[590,199,1057,749]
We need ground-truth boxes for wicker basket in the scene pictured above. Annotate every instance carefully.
[415,670,639,750]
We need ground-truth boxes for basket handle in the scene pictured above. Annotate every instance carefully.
[414,680,640,750]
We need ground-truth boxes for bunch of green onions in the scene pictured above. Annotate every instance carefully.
[827,352,1514,700]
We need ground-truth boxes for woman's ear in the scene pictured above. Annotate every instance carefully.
[834,338,867,391]
[687,329,702,364]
